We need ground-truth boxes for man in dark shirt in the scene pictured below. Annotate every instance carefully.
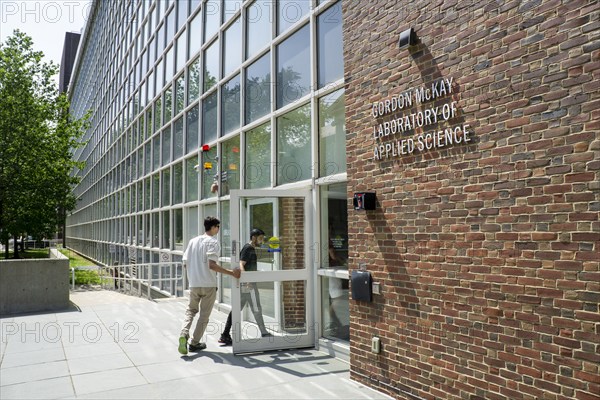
[219,228,270,345]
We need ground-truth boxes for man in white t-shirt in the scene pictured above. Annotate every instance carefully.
[178,217,241,355]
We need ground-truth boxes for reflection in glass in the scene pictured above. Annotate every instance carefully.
[152,174,160,209]
[277,104,311,185]
[320,183,348,269]
[277,24,310,108]
[174,116,184,160]
[320,276,349,341]
[186,156,199,202]
[220,136,240,196]
[245,52,270,123]
[222,75,240,135]
[223,17,241,77]
[186,104,199,154]
[162,210,170,249]
[317,2,343,88]
[164,86,172,123]
[152,135,160,171]
[161,168,170,207]
[174,208,183,250]
[223,0,242,22]
[246,1,272,60]
[173,162,183,204]
[175,74,185,115]
[319,89,346,176]
[152,212,159,247]
[189,11,202,58]
[245,123,271,189]
[161,128,171,167]
[278,0,310,35]
[188,58,200,104]
[202,91,218,144]
[204,0,220,42]
[204,39,219,92]
[201,146,218,199]
[176,32,187,73]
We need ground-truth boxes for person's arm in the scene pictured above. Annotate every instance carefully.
[239,260,247,272]
[209,260,241,278]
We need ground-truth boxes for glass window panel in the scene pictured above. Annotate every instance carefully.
[245,122,271,189]
[203,39,219,92]
[152,173,160,208]
[166,9,176,45]
[185,206,199,247]
[278,0,310,35]
[153,135,160,170]
[174,116,184,159]
[173,162,183,204]
[276,24,310,108]
[176,32,187,73]
[162,168,171,206]
[220,136,240,196]
[175,74,185,114]
[320,182,348,269]
[317,2,343,88]
[162,210,170,249]
[177,0,188,31]
[174,208,184,250]
[162,128,171,166]
[277,103,311,185]
[148,70,155,101]
[320,276,349,340]
[164,86,172,121]
[319,89,346,176]
[220,200,230,256]
[246,0,272,60]
[154,97,162,132]
[145,144,151,176]
[186,104,199,154]
[221,74,240,135]
[201,146,218,199]
[188,58,201,104]
[152,212,160,247]
[223,0,241,22]
[189,10,202,58]
[165,46,174,83]
[245,52,270,123]
[204,0,220,42]
[202,91,218,144]
[223,17,241,77]
[156,57,164,91]
[186,156,199,202]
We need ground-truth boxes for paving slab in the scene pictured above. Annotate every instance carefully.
[0,290,391,400]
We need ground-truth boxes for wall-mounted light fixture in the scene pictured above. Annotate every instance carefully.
[399,28,416,49]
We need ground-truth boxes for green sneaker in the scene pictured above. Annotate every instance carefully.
[178,336,188,355]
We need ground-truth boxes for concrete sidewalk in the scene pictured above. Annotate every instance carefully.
[0,290,390,399]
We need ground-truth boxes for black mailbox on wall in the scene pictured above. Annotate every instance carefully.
[351,270,372,302]
[353,192,376,210]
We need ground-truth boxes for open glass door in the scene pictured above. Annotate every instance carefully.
[230,189,314,354]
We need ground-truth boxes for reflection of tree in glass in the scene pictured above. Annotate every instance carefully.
[279,103,310,148]
[245,73,271,122]
[277,66,308,107]
[188,59,200,104]
[204,71,217,93]
[175,77,185,115]
[245,123,271,188]
[222,77,240,135]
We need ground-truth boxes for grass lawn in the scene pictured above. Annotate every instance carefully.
[0,249,50,259]
[59,248,98,268]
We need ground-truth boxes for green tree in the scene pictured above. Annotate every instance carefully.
[0,31,87,258]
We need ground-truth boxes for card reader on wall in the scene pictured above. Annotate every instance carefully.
[353,192,376,210]
[351,270,372,302]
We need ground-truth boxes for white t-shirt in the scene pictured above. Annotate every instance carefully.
[182,234,220,287]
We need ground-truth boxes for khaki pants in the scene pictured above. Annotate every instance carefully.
[180,287,217,345]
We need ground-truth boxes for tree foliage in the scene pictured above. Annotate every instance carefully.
[0,30,88,257]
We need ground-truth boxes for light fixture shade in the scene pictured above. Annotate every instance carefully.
[399,28,416,49]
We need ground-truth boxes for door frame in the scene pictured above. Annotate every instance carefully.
[230,188,315,354]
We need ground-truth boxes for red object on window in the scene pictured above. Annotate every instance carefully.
[201,144,210,151]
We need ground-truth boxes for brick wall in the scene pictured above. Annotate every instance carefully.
[343,1,599,399]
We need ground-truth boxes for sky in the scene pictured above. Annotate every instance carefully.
[1,0,92,79]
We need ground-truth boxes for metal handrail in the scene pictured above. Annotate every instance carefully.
[97,262,184,299]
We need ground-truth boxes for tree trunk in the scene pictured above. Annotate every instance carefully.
[13,235,20,259]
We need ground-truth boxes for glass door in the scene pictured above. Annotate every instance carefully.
[230,189,314,354]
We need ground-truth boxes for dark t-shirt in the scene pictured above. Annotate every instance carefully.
[240,243,257,271]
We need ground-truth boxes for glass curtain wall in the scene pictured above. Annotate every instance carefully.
[66,0,346,341]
